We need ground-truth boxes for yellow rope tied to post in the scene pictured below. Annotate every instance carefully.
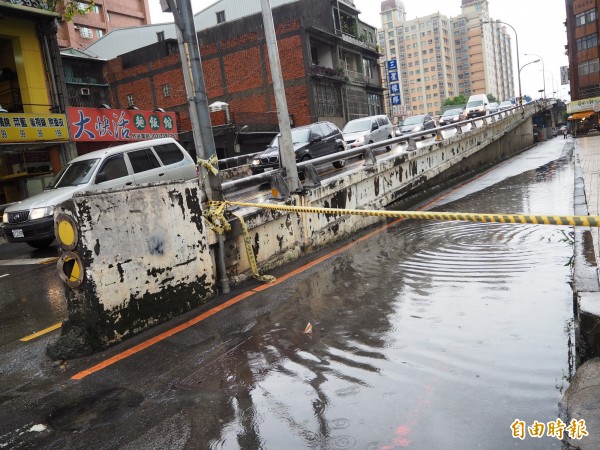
[203,201,276,283]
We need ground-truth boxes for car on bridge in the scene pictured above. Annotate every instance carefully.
[438,108,466,126]
[250,122,346,174]
[396,114,437,137]
[499,100,513,111]
[342,115,393,150]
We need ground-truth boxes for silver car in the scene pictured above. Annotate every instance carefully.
[2,138,197,248]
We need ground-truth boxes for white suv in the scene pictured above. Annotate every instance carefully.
[342,115,394,149]
[2,138,197,249]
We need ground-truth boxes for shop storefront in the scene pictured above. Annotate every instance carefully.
[567,96,600,135]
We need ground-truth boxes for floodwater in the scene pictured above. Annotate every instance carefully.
[200,138,575,449]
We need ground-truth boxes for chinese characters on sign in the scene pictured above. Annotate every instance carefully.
[67,107,178,142]
[0,113,68,143]
[511,418,588,441]
[387,59,401,107]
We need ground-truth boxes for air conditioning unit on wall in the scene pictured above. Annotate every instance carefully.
[80,88,90,96]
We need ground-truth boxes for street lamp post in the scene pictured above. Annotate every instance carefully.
[525,53,545,99]
[483,20,522,105]
[519,59,541,103]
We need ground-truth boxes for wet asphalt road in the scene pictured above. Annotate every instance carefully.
[0,135,576,449]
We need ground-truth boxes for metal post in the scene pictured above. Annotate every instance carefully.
[166,0,230,294]
[260,0,301,193]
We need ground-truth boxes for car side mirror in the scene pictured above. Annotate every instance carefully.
[312,136,322,143]
[95,172,107,183]
[372,124,379,131]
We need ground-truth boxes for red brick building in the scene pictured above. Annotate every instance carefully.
[565,0,600,100]
[101,0,384,159]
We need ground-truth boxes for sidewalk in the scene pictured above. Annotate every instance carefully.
[562,133,600,450]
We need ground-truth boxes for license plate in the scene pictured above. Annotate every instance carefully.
[12,229,24,238]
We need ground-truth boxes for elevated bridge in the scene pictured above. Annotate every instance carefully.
[48,100,561,357]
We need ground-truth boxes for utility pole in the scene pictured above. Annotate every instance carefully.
[260,0,301,193]
[162,0,230,293]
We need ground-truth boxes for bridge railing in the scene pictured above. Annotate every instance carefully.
[219,102,538,195]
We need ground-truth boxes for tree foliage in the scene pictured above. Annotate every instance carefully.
[43,1,95,21]
[487,93,498,103]
[443,94,468,106]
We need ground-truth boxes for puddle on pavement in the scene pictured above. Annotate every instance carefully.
[183,141,575,449]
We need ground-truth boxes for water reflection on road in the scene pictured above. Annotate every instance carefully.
[200,139,574,449]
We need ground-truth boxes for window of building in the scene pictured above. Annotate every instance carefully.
[577,33,598,52]
[388,31,395,37]
[367,93,383,115]
[96,29,103,38]
[576,9,597,26]
[216,10,226,23]
[391,48,396,55]
[127,94,134,106]
[79,27,92,39]
[385,12,392,21]
[157,31,165,42]
[315,84,342,117]
[162,84,170,97]
[579,58,600,75]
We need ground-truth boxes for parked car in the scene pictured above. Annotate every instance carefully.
[396,114,437,137]
[1,138,197,249]
[498,100,513,111]
[342,115,393,149]
[488,102,499,114]
[250,122,346,175]
[464,94,490,118]
[438,108,465,126]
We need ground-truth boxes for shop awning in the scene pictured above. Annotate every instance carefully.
[568,111,595,120]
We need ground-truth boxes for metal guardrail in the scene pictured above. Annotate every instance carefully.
[220,102,540,195]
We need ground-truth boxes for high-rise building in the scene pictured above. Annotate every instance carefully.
[378,0,515,118]
[565,0,600,100]
[56,0,151,49]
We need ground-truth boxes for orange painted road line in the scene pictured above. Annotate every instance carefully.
[20,322,62,342]
[71,164,499,380]
[71,290,255,380]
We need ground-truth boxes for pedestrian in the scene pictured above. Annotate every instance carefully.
[563,127,568,139]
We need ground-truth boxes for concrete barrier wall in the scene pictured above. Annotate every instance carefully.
[51,107,538,355]
[49,180,215,357]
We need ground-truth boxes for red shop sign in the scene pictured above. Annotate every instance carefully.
[67,107,178,142]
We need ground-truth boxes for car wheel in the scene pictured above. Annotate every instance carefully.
[27,238,54,249]
[332,146,346,169]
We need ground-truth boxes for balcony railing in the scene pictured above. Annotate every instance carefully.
[309,65,346,81]
[345,69,366,86]
[341,32,378,51]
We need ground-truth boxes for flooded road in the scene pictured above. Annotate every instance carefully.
[0,137,577,449]
[196,138,575,449]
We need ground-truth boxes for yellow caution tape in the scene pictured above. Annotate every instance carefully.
[231,211,276,283]
[203,200,231,235]
[203,201,275,283]
[197,154,219,183]
[213,200,600,228]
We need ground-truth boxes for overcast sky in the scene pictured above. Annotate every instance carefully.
[149,0,570,101]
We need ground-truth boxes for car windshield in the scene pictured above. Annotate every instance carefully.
[343,118,371,133]
[500,101,512,106]
[403,116,424,125]
[490,103,499,107]
[442,109,461,117]
[46,159,99,189]
[467,100,484,107]
[269,128,311,148]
